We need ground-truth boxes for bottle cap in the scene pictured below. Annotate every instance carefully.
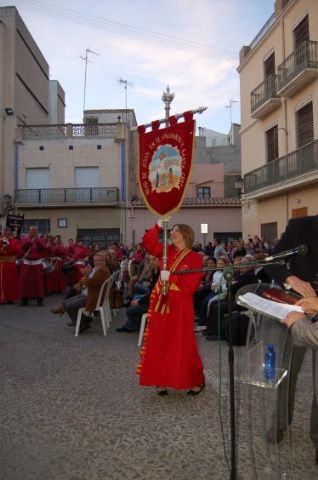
[267,343,274,349]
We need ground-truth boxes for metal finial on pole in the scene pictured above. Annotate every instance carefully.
[161,85,175,125]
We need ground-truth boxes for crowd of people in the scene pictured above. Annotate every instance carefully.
[2,216,318,461]
[0,225,143,306]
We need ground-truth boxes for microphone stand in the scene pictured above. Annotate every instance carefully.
[172,258,287,480]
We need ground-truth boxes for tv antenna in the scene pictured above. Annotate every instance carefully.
[79,48,99,113]
[118,78,134,123]
[225,98,239,125]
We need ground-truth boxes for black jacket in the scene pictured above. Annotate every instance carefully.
[264,215,318,290]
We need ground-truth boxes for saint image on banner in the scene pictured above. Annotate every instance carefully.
[148,145,182,193]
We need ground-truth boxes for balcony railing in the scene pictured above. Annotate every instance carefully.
[131,197,241,207]
[250,13,275,50]
[277,40,318,90]
[244,140,318,194]
[251,74,279,112]
[17,123,118,140]
[15,187,119,204]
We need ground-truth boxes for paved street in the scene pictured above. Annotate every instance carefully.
[0,295,317,480]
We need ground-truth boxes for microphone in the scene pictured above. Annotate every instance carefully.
[264,244,309,262]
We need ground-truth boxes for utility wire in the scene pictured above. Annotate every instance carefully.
[19,0,238,61]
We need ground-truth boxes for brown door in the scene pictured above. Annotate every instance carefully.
[292,207,308,218]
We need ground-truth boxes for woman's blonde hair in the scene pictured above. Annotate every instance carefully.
[171,224,195,249]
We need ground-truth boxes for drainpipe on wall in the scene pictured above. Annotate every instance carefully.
[15,143,18,191]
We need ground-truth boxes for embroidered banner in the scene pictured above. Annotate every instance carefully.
[138,112,195,217]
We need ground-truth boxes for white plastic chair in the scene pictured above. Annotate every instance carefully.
[104,271,118,325]
[75,275,112,337]
[137,313,148,347]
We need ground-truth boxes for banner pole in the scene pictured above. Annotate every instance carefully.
[162,219,169,295]
[132,106,207,131]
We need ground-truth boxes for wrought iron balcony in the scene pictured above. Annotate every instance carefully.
[16,123,118,140]
[130,197,241,207]
[15,187,119,205]
[277,40,318,96]
[250,75,281,118]
[244,140,318,194]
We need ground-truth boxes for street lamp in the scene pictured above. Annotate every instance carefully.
[234,176,244,198]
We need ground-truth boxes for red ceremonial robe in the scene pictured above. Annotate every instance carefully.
[18,237,48,298]
[138,224,205,390]
[0,237,21,303]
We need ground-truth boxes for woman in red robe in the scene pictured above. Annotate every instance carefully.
[138,222,205,395]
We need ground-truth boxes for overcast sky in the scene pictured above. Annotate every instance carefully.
[1,0,274,133]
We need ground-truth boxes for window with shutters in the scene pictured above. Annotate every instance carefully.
[266,125,278,162]
[294,16,309,49]
[296,101,313,148]
[264,52,276,97]
[26,168,49,189]
[74,167,99,187]
[264,53,275,78]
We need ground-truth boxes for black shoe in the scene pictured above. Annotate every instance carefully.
[20,298,28,306]
[7,301,14,305]
[116,326,135,332]
[37,298,44,306]
[187,382,206,396]
[156,387,168,396]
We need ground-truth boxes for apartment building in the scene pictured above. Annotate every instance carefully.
[238,0,318,244]
[14,113,136,246]
[0,6,65,205]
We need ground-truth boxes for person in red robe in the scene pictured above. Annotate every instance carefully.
[138,221,205,396]
[18,226,49,306]
[52,235,66,293]
[68,238,91,286]
[0,227,21,304]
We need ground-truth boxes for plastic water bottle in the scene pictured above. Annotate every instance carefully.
[264,344,276,380]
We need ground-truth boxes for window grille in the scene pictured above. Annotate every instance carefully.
[22,219,51,235]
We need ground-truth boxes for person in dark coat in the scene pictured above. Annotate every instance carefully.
[264,215,318,448]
